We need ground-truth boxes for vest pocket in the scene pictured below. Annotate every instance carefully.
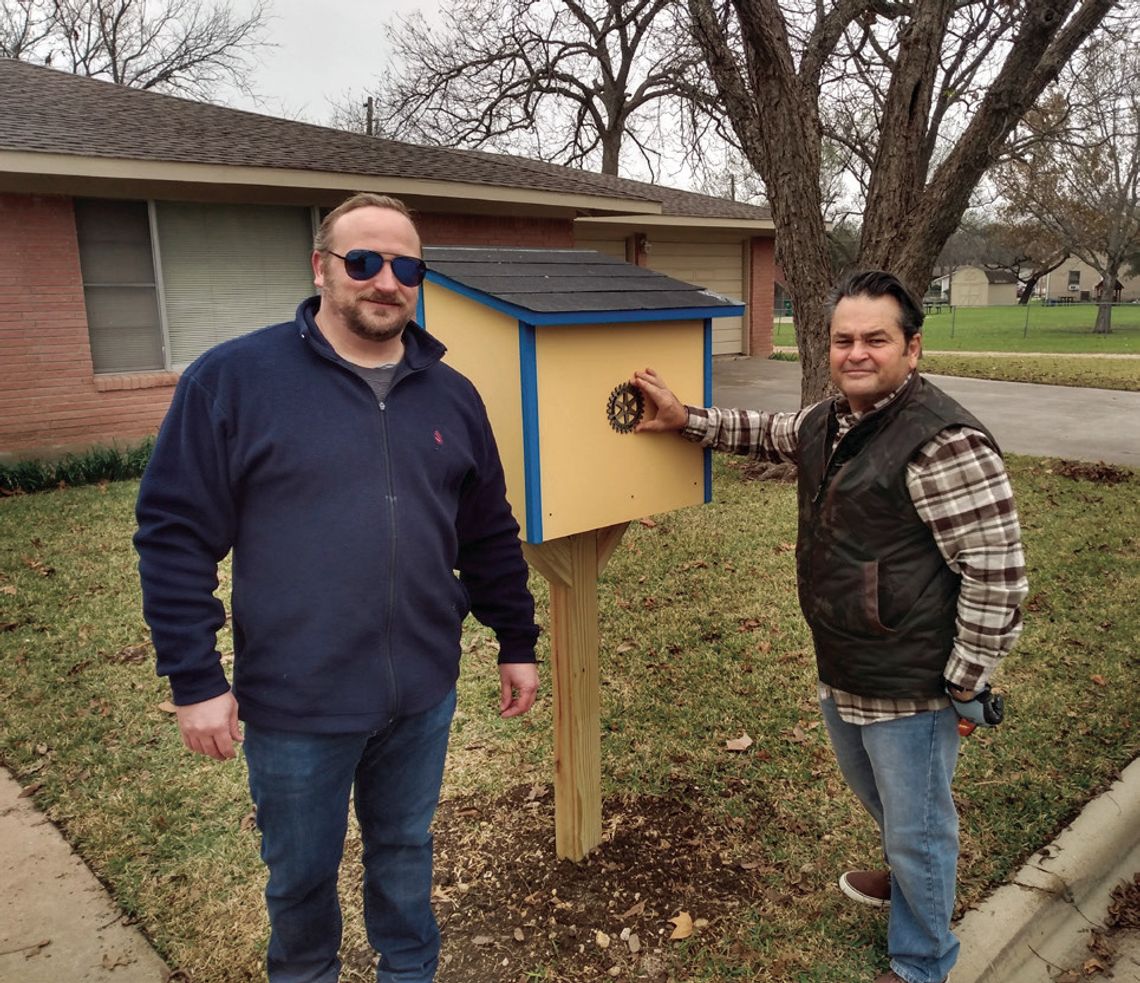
[860,560,897,636]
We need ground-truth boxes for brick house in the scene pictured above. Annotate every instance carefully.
[0,59,777,459]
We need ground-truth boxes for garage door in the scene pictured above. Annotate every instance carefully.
[645,241,745,355]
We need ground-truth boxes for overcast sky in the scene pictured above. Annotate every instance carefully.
[218,0,443,125]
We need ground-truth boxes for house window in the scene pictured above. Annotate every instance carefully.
[154,202,316,369]
[75,198,316,373]
[1068,269,1081,289]
[74,198,164,373]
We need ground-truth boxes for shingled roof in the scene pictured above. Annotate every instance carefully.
[0,58,771,224]
[423,247,745,319]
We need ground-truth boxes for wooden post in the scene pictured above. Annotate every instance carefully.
[523,522,628,861]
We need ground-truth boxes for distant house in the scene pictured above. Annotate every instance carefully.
[935,266,1020,307]
[0,59,778,458]
[1035,258,1140,303]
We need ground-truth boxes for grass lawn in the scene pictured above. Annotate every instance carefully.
[920,304,1140,353]
[1,457,1137,981]
[774,302,1140,354]
[919,354,1140,392]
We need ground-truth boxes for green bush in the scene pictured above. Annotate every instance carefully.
[0,438,154,495]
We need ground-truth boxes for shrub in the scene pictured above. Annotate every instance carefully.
[0,438,154,495]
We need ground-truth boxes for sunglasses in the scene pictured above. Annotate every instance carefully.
[326,249,428,287]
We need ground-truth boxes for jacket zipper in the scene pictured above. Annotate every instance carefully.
[377,396,401,726]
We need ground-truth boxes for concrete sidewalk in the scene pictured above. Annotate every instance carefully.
[0,769,170,982]
[712,355,1140,468]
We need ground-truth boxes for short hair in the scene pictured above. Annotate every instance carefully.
[825,270,924,342]
[313,193,419,254]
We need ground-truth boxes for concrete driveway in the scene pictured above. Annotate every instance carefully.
[712,356,1140,468]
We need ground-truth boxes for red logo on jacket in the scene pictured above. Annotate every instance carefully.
[433,429,443,445]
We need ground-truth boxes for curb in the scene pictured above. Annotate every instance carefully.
[951,755,1140,982]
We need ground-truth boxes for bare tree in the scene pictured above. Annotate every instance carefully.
[688,0,1118,401]
[0,0,270,99]
[996,34,1140,333]
[0,1,52,57]
[351,0,706,177]
[986,219,1071,304]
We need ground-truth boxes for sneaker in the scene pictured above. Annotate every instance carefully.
[839,869,891,908]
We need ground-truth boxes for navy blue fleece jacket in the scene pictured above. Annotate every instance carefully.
[135,297,538,733]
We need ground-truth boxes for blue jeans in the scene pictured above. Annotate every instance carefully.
[243,689,457,983]
[820,698,961,983]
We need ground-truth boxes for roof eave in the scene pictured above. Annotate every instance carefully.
[0,149,664,215]
[575,213,775,233]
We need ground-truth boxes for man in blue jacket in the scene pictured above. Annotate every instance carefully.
[135,193,540,983]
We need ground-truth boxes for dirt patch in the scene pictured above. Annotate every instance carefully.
[733,460,798,483]
[1048,460,1134,485]
[344,783,768,982]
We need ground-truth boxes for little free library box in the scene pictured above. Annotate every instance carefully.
[420,247,745,859]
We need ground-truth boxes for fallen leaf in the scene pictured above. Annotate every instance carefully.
[112,643,151,664]
[1090,674,1107,686]
[725,733,754,753]
[639,518,657,528]
[668,912,693,940]
[1083,957,1107,973]
[21,556,54,576]
[620,900,646,919]
[0,585,17,596]
[615,642,636,653]
[239,809,257,831]
[472,935,494,946]
[157,701,178,714]
[513,927,525,943]
[18,782,44,798]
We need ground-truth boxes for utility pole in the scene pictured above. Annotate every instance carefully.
[364,96,374,136]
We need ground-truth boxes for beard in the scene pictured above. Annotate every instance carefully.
[333,291,410,344]
[345,307,405,343]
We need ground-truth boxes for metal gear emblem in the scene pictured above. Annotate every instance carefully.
[606,382,644,434]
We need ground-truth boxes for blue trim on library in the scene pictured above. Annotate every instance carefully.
[518,322,543,544]
[703,318,713,503]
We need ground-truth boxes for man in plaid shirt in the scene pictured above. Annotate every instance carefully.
[632,270,1027,983]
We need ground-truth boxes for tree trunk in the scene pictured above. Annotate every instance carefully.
[1019,273,1040,304]
[1092,265,1118,333]
[600,128,622,176]
[1094,302,1113,334]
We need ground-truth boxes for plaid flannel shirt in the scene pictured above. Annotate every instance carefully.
[683,375,1028,725]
